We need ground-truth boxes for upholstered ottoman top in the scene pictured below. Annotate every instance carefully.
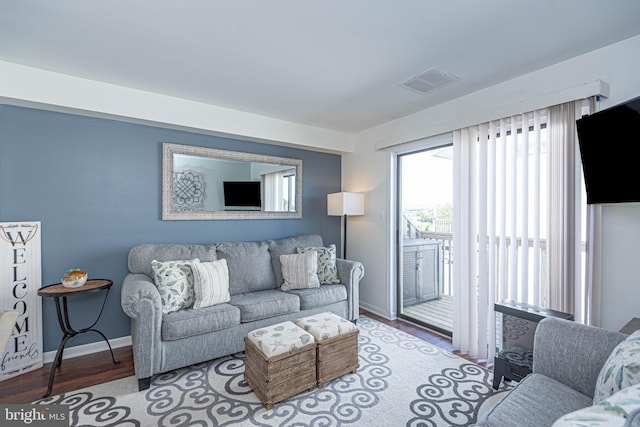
[296,312,358,341]
[246,321,315,358]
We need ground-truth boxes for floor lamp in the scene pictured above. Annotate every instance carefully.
[327,192,365,259]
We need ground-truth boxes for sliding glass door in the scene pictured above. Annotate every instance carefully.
[397,145,453,335]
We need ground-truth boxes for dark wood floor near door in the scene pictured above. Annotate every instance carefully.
[0,309,487,403]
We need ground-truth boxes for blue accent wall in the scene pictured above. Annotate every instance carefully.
[0,105,342,352]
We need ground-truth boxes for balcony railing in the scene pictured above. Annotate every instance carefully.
[401,214,588,332]
[419,231,454,296]
[401,215,581,303]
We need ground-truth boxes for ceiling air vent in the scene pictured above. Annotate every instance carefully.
[401,67,460,94]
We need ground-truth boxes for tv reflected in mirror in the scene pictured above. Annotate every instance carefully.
[223,181,261,210]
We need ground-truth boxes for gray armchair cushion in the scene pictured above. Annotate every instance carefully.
[161,303,240,341]
[267,234,324,286]
[533,317,627,398]
[128,244,217,277]
[480,373,592,427]
[287,285,347,310]
[216,241,276,295]
[230,290,300,322]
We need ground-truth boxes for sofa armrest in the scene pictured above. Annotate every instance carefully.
[336,259,364,321]
[120,273,163,380]
[532,317,627,398]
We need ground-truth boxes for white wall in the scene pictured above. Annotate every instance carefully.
[347,35,640,329]
[341,147,395,318]
[600,204,640,329]
[0,60,353,155]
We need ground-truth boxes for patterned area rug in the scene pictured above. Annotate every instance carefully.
[35,316,511,426]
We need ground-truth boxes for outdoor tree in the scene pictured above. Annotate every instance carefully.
[435,203,453,219]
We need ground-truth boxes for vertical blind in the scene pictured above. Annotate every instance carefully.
[452,101,589,361]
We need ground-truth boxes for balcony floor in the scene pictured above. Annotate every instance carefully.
[402,294,453,333]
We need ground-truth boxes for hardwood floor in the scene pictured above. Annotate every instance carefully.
[0,309,487,404]
[0,346,134,404]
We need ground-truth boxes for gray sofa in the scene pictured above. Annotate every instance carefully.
[120,234,364,390]
[476,317,628,427]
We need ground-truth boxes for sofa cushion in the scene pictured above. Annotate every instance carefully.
[297,244,341,284]
[229,290,300,323]
[129,244,217,277]
[191,259,231,309]
[161,303,240,341]
[151,259,198,314]
[481,373,592,427]
[268,234,324,286]
[594,330,640,404]
[554,383,640,427]
[280,252,320,291]
[287,285,347,310]
[216,241,276,295]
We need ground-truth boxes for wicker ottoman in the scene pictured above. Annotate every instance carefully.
[295,312,359,387]
[244,321,317,409]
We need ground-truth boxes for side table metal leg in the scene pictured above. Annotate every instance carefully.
[43,334,73,398]
[88,329,119,364]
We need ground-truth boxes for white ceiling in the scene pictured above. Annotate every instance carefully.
[2,1,640,133]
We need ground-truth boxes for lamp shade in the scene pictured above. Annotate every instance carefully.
[327,192,364,216]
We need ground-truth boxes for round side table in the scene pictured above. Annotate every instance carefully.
[38,279,119,397]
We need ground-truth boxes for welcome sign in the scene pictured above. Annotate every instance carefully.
[0,221,43,381]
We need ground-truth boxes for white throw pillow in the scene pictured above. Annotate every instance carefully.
[553,383,640,427]
[280,251,320,291]
[296,244,340,284]
[190,259,231,309]
[151,258,199,314]
[594,330,640,404]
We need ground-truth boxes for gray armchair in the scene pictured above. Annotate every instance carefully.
[477,317,627,427]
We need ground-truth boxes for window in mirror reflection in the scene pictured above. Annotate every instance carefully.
[263,169,296,212]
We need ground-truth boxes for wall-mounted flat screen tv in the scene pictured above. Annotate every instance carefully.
[223,181,261,208]
[576,95,640,204]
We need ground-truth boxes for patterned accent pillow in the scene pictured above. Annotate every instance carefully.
[296,244,340,284]
[151,259,199,314]
[280,251,320,291]
[553,383,640,427]
[190,259,230,309]
[594,330,640,404]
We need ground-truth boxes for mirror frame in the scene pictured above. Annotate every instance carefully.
[162,143,303,220]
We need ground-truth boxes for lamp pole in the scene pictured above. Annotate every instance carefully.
[343,214,348,259]
[327,192,365,260]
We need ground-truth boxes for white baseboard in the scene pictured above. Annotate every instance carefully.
[43,335,132,364]
[359,302,396,320]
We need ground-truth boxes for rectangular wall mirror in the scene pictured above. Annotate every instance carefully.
[162,143,302,220]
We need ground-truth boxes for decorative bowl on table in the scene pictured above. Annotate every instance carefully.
[62,269,88,288]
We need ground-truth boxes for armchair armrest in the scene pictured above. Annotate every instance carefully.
[120,273,163,381]
[336,259,364,321]
[532,317,626,398]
